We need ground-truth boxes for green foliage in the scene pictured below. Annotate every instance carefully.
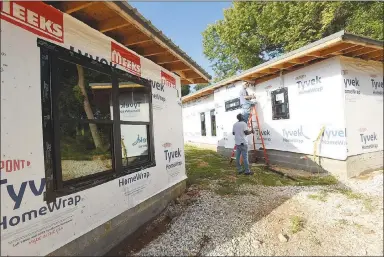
[60,134,110,161]
[203,2,384,81]
[308,190,329,202]
[194,83,210,91]
[290,216,306,234]
[181,85,191,96]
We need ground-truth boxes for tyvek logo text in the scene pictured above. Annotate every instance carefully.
[164,148,183,170]
[282,126,304,143]
[296,76,323,94]
[360,131,379,150]
[344,77,361,95]
[371,78,383,95]
[321,128,347,145]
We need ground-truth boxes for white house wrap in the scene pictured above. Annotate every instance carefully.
[0,1,199,255]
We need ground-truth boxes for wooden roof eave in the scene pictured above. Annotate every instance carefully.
[44,1,211,85]
[182,31,383,103]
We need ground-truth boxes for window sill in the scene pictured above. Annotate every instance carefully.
[44,161,156,201]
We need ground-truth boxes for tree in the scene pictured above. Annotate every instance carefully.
[181,85,191,96]
[76,65,105,150]
[58,61,111,153]
[194,83,210,91]
[203,2,384,81]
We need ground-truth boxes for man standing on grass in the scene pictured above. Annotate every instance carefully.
[232,113,254,175]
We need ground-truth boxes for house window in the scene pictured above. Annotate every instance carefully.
[210,109,216,136]
[271,87,289,120]
[200,112,206,136]
[225,98,241,111]
[38,39,155,202]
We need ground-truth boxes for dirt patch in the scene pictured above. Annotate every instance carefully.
[269,165,325,178]
[105,213,172,257]
[198,161,209,167]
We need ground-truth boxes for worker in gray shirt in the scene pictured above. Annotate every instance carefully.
[239,83,256,124]
[232,113,254,175]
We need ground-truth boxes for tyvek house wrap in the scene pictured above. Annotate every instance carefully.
[341,56,383,156]
[182,57,348,160]
[247,57,348,160]
[1,1,185,256]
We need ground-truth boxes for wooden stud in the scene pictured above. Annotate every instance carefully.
[372,54,384,61]
[288,59,305,64]
[248,73,264,79]
[59,1,95,14]
[126,39,152,47]
[181,79,191,85]
[360,50,384,59]
[157,54,181,64]
[274,62,296,70]
[140,48,168,57]
[123,34,152,46]
[351,48,381,58]
[176,71,194,84]
[253,74,279,85]
[305,52,323,58]
[182,70,201,78]
[297,56,318,63]
[97,17,132,33]
[158,58,180,65]
[312,43,356,57]
[163,62,190,71]
[340,45,365,55]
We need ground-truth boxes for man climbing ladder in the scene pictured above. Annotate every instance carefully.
[239,82,256,123]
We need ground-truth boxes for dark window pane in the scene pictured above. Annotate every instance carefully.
[60,122,113,181]
[211,109,216,136]
[272,87,289,120]
[201,112,206,136]
[121,124,149,167]
[57,58,112,120]
[225,98,241,111]
[118,79,150,122]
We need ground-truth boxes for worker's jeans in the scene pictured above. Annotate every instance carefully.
[241,102,252,124]
[236,144,250,174]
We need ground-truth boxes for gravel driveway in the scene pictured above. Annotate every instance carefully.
[134,170,383,256]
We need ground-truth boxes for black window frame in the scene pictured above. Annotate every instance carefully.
[38,39,156,202]
[200,112,206,136]
[271,87,290,120]
[210,109,216,137]
[225,98,241,112]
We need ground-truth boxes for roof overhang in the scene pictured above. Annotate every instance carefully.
[182,30,383,103]
[45,1,211,85]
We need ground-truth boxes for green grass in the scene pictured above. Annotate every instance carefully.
[290,215,306,234]
[185,145,338,195]
[337,219,348,226]
[335,188,364,200]
[328,188,375,212]
[362,198,375,212]
[308,190,329,202]
[61,136,110,161]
